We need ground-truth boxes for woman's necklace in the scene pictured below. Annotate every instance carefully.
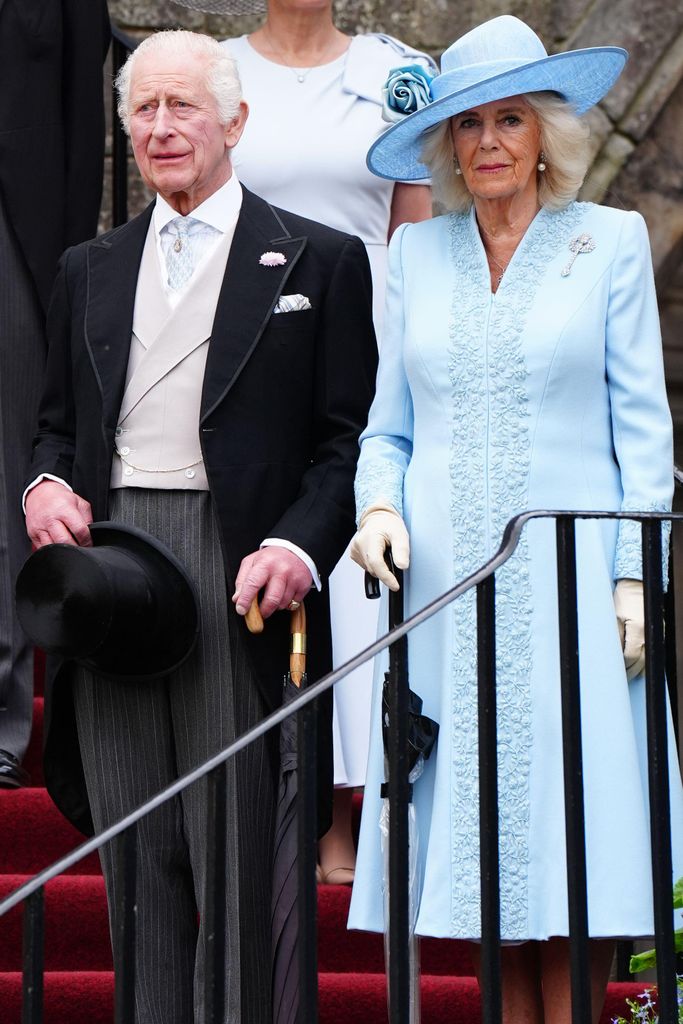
[263,26,341,83]
[486,250,510,288]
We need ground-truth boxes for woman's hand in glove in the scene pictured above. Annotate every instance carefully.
[614,578,645,680]
[350,503,410,591]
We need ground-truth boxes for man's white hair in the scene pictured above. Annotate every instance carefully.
[115,30,242,135]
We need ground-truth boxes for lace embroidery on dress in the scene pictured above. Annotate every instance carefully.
[354,462,405,526]
[446,202,586,939]
[614,505,671,587]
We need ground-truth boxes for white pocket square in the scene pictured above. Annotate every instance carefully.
[273,293,312,314]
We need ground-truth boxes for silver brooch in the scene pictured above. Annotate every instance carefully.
[561,234,596,277]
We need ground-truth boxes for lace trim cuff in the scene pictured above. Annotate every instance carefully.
[354,462,404,526]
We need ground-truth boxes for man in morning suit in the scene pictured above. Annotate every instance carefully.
[24,30,377,1024]
[0,0,109,787]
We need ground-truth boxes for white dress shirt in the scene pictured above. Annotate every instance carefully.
[154,175,241,306]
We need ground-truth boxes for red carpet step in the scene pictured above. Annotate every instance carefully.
[0,972,114,1024]
[0,876,110,972]
[319,975,648,1024]
[0,789,100,876]
[0,971,652,1024]
[0,876,471,978]
[318,884,473,976]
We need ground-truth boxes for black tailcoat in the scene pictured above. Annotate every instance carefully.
[0,0,110,313]
[30,187,378,835]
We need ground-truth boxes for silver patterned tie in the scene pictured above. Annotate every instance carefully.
[166,216,196,291]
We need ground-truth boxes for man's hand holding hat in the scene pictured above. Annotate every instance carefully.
[25,480,93,549]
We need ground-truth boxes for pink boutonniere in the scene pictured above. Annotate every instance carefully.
[259,251,287,267]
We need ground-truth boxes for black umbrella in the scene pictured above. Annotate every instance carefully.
[271,602,307,1024]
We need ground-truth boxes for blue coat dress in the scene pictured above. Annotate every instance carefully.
[348,201,683,941]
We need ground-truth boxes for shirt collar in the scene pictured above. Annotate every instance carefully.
[153,173,243,236]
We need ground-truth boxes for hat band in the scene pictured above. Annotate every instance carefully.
[431,57,544,101]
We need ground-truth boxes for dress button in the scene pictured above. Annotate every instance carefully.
[124,467,134,477]
[115,427,123,437]
[185,469,196,479]
[120,446,131,456]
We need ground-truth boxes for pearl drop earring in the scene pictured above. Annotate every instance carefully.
[537,151,547,172]
[453,156,462,175]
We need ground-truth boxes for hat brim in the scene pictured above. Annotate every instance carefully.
[368,46,627,181]
[170,0,266,14]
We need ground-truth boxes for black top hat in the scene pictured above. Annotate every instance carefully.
[16,523,200,681]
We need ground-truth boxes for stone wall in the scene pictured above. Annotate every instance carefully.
[106,0,683,448]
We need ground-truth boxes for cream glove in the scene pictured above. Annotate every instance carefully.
[614,578,645,680]
[350,503,410,592]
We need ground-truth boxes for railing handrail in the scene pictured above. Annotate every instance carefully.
[0,505,678,917]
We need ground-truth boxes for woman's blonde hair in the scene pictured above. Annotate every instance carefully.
[420,91,590,212]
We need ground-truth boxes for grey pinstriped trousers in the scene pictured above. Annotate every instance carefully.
[73,489,276,1024]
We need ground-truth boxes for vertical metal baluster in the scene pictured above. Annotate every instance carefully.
[22,888,44,1024]
[387,573,410,1024]
[642,519,677,1023]
[477,576,502,1024]
[111,32,129,227]
[664,533,679,746]
[615,940,634,981]
[113,825,137,1024]
[205,763,227,1024]
[555,516,591,1024]
[298,696,318,1023]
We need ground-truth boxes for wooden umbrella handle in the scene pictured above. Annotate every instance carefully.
[290,602,306,687]
[245,596,264,634]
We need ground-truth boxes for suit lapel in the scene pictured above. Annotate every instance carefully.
[85,206,153,430]
[201,188,307,420]
[85,192,308,427]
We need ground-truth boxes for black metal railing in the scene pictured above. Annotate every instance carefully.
[111,25,137,228]
[1,508,681,1024]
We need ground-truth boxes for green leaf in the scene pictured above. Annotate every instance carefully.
[629,927,683,972]
[673,875,683,909]
[629,948,657,973]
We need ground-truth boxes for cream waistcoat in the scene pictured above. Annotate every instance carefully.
[110,220,233,490]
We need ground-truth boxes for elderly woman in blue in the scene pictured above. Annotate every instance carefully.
[348,15,683,1023]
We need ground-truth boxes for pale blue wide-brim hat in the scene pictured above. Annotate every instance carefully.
[368,15,627,181]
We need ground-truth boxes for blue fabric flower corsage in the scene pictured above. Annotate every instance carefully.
[381,64,434,124]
